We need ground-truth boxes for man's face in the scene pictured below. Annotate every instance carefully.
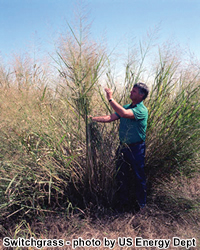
[130,87,140,100]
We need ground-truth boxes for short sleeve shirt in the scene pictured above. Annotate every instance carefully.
[115,101,148,144]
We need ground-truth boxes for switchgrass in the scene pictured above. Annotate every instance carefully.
[1,173,199,249]
[54,19,107,199]
[0,18,200,245]
[145,53,200,179]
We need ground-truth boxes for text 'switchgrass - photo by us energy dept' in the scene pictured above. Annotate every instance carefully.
[2,236,197,249]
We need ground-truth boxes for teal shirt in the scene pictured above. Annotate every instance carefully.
[115,101,148,144]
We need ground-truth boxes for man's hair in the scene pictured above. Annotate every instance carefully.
[134,82,149,100]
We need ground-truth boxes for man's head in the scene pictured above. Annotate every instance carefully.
[131,82,149,102]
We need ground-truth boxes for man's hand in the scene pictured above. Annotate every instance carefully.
[88,113,119,123]
[104,88,113,100]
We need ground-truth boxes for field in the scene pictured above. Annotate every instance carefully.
[0,15,200,250]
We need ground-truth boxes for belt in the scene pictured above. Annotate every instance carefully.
[120,141,144,147]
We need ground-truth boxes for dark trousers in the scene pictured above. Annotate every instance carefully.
[116,142,147,208]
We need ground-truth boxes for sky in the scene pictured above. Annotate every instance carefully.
[0,0,200,65]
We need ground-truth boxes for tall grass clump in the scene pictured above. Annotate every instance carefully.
[53,15,121,209]
[145,52,200,179]
[0,54,81,230]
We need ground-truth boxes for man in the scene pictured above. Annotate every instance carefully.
[91,82,149,212]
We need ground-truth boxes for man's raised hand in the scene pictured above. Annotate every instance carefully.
[104,88,113,100]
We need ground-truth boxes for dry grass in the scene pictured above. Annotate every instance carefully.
[1,173,199,250]
[0,58,200,249]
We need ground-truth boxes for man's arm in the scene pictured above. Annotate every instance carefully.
[105,88,135,119]
[91,113,119,123]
